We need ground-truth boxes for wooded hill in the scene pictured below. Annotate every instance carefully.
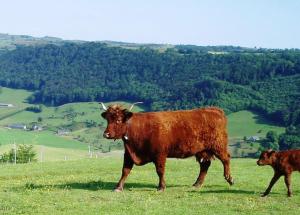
[0,40,299,127]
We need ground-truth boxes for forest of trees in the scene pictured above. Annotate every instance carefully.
[0,42,299,128]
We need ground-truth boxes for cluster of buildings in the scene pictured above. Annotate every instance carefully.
[0,103,14,108]
[6,124,43,131]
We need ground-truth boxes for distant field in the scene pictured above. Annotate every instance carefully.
[0,144,89,162]
[0,87,32,120]
[0,87,142,159]
[0,128,87,150]
[0,158,299,214]
[227,110,285,157]
[227,110,285,139]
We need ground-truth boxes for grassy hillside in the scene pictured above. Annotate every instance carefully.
[0,158,299,214]
[0,87,93,154]
[227,110,285,139]
[227,111,285,157]
[0,87,32,120]
[0,87,145,156]
[0,128,87,150]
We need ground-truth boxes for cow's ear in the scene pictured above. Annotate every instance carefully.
[123,110,133,121]
[267,150,276,157]
[101,112,107,119]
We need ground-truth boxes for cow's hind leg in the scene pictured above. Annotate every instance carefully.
[284,173,292,197]
[154,156,167,191]
[193,157,211,188]
[114,150,134,192]
[214,150,234,185]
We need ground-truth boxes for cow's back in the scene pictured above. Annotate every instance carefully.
[278,150,300,172]
[130,107,227,158]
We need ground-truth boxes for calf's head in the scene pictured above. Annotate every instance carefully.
[101,104,133,140]
[257,150,276,166]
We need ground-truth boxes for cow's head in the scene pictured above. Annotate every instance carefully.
[100,103,133,140]
[257,150,276,166]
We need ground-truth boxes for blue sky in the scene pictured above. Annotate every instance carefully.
[0,0,299,48]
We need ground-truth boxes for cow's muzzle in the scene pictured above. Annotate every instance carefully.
[257,160,263,166]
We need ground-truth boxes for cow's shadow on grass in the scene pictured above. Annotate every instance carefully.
[23,180,158,191]
[56,180,158,191]
[22,180,190,191]
[189,185,283,195]
[22,181,281,195]
[21,181,285,196]
[186,184,256,195]
[190,189,256,195]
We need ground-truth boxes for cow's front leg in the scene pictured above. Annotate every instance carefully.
[115,151,134,192]
[261,172,281,197]
[154,156,167,191]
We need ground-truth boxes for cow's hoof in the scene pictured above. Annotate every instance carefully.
[157,187,165,192]
[261,193,268,197]
[192,183,202,188]
[225,176,234,186]
[288,194,292,197]
[113,188,123,192]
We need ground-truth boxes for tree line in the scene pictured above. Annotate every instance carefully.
[0,43,299,127]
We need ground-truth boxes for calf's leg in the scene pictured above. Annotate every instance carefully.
[284,173,292,197]
[115,151,134,192]
[193,159,211,188]
[154,156,167,191]
[262,172,281,197]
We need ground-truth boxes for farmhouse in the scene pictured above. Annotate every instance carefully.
[57,129,70,136]
[247,136,260,141]
[0,103,14,108]
[32,125,43,131]
[8,124,27,130]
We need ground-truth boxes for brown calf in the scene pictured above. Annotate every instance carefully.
[257,149,300,197]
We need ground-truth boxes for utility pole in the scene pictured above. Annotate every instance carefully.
[40,146,44,162]
[89,145,92,158]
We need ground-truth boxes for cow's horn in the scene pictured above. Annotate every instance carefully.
[129,102,143,111]
[99,102,107,111]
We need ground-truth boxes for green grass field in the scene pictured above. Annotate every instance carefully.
[227,110,285,139]
[0,87,32,120]
[0,128,87,149]
[0,88,139,155]
[0,87,143,153]
[0,158,299,214]
[0,144,89,162]
[227,111,285,157]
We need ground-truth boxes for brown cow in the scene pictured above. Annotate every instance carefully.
[100,103,234,192]
[257,149,300,197]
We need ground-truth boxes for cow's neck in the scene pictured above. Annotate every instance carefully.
[123,118,132,140]
[122,114,152,165]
